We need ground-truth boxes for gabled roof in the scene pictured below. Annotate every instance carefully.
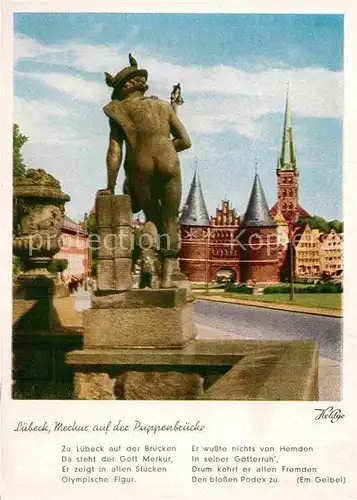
[180,169,210,226]
[242,174,277,227]
[272,205,288,224]
[269,202,310,220]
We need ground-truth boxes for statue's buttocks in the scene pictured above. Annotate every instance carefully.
[122,97,178,176]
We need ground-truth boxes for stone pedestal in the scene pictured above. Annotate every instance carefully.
[12,168,71,332]
[96,193,133,291]
[13,327,83,399]
[84,288,197,348]
[65,190,203,397]
[66,339,319,400]
[13,274,70,331]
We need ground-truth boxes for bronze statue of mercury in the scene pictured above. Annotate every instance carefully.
[102,54,192,288]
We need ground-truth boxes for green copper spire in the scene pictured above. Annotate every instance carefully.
[278,84,298,172]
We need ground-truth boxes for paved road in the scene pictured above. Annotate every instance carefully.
[73,291,342,362]
[194,300,342,361]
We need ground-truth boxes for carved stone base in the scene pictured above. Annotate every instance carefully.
[13,294,82,332]
[74,371,204,400]
[66,339,319,400]
[84,288,197,348]
[13,275,69,300]
[13,276,71,331]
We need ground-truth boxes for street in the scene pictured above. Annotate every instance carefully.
[74,291,342,362]
[195,299,342,361]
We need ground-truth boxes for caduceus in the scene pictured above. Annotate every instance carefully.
[170,82,185,271]
[170,83,184,115]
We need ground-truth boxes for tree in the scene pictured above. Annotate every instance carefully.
[13,256,24,277]
[296,216,309,228]
[13,124,28,265]
[13,124,28,179]
[296,215,329,234]
[297,215,343,234]
[48,258,69,279]
[328,219,343,233]
[84,212,97,234]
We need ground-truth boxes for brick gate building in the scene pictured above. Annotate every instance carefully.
[178,87,316,284]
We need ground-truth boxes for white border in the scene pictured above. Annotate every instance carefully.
[1,2,357,499]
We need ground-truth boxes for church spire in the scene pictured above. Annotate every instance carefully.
[180,163,210,226]
[279,84,298,171]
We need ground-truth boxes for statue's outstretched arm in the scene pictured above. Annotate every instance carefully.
[106,119,124,193]
[169,108,192,153]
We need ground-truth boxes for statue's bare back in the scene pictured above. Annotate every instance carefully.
[122,97,180,178]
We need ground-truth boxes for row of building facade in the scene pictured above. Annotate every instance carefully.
[294,225,343,278]
[54,215,89,280]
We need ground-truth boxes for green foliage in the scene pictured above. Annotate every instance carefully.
[91,260,97,277]
[296,215,329,233]
[48,258,69,274]
[328,219,343,233]
[225,284,250,294]
[264,283,342,294]
[221,293,342,311]
[296,215,343,234]
[13,124,28,179]
[263,285,290,294]
[13,124,29,234]
[84,212,97,234]
[13,256,24,276]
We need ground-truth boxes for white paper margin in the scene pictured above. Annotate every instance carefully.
[1,2,356,499]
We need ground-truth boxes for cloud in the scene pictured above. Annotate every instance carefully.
[14,96,77,143]
[14,33,62,62]
[15,36,343,118]
[14,34,125,73]
[16,70,106,102]
[14,34,343,143]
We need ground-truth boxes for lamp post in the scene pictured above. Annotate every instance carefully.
[170,83,184,114]
[205,227,210,294]
[171,83,184,282]
[289,229,295,301]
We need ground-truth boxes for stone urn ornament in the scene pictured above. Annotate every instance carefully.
[13,169,70,296]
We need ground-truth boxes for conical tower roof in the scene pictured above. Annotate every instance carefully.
[278,84,298,171]
[243,174,277,227]
[180,169,210,226]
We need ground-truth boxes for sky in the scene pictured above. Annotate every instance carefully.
[13,13,343,221]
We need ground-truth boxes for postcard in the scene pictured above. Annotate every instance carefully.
[1,2,356,499]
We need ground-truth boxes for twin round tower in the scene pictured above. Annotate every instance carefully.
[178,88,309,284]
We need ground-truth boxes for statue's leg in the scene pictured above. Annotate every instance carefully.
[160,174,181,254]
[159,172,182,288]
[132,162,160,225]
[132,166,161,288]
[139,221,160,289]
[107,162,120,194]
